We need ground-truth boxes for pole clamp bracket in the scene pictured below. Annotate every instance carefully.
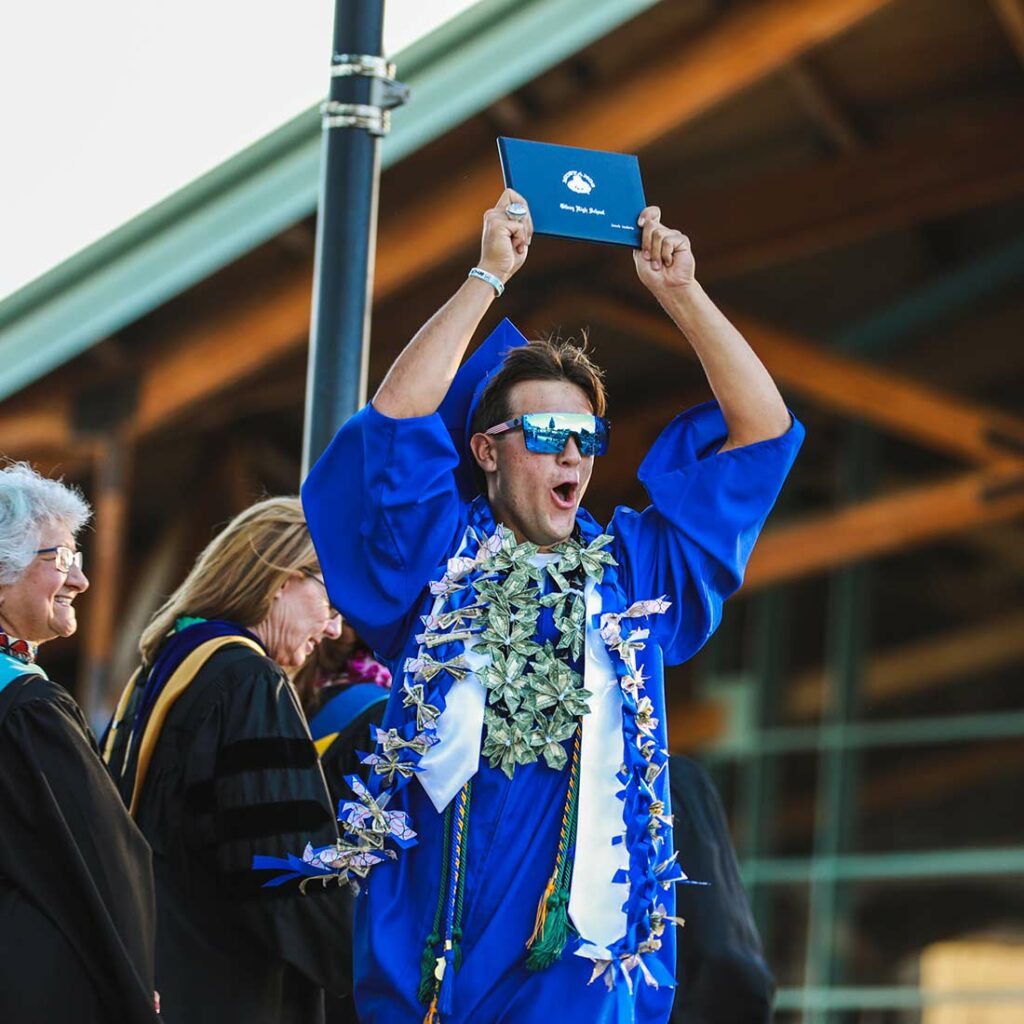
[322,52,409,136]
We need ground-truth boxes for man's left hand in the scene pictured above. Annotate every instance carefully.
[633,206,695,294]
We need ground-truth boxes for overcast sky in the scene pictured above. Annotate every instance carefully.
[0,0,480,302]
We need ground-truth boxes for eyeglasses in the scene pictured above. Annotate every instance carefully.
[485,412,611,456]
[36,546,83,573]
[300,569,341,619]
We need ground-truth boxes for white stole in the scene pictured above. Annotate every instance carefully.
[416,555,629,952]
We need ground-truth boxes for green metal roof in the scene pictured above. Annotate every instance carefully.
[0,0,662,403]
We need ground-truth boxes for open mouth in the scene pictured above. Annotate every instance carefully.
[551,481,578,509]
[54,595,74,606]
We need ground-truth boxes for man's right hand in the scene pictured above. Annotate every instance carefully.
[372,193,533,419]
[477,189,533,285]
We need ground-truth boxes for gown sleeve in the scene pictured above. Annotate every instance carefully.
[0,680,159,1022]
[302,403,465,659]
[179,650,351,995]
[611,400,804,666]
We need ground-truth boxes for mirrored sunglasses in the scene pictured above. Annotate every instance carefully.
[485,412,610,456]
[36,546,83,573]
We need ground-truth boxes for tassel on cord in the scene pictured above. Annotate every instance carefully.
[526,730,581,973]
[418,804,454,1005]
[438,940,457,1015]
[417,930,442,1005]
[420,781,472,1022]
[527,872,558,947]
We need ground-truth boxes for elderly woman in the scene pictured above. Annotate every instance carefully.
[104,496,351,1024]
[0,462,158,1023]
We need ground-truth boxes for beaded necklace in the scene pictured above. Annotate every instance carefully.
[0,629,36,665]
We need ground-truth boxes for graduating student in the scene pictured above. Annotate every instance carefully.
[0,463,158,1023]
[104,497,351,1024]
[294,190,803,1023]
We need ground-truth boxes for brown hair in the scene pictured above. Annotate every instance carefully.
[138,496,319,664]
[469,332,607,438]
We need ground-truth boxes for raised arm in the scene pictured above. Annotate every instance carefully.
[373,189,534,419]
[634,207,792,451]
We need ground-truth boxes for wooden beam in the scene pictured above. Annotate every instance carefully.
[0,396,78,456]
[990,0,1024,68]
[577,295,1024,465]
[373,0,894,301]
[671,611,1024,759]
[744,463,1024,589]
[963,523,1024,575]
[777,740,1024,837]
[788,609,1024,718]
[78,434,131,718]
[131,272,311,438]
[685,104,1024,281]
[666,698,727,753]
[782,60,866,154]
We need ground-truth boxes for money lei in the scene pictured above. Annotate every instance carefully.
[409,526,617,779]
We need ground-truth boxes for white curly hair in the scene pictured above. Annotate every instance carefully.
[0,462,92,585]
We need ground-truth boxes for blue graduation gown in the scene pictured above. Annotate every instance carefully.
[302,400,803,1024]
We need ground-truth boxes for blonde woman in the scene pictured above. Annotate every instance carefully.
[0,462,158,1023]
[104,497,349,1024]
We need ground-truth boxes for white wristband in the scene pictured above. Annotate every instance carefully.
[468,267,504,296]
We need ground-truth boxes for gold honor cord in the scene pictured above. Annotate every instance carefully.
[119,636,265,817]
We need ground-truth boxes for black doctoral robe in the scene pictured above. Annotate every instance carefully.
[108,643,352,1024]
[0,674,158,1023]
[669,756,775,1023]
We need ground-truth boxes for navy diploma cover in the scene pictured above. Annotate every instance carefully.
[497,137,647,248]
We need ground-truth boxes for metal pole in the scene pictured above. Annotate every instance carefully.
[302,0,407,474]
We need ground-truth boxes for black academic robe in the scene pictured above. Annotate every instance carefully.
[122,644,352,1024]
[0,675,158,1023]
[669,756,775,1023]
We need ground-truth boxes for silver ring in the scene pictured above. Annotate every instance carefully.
[506,202,528,221]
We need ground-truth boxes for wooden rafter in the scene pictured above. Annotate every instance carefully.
[557,289,1024,586]
[782,60,866,154]
[777,740,1024,836]
[78,435,131,716]
[373,0,895,301]
[577,295,1024,466]
[685,103,1024,281]
[131,274,311,437]
[990,0,1024,68]
[0,396,78,455]
[744,463,1024,589]
[669,611,1024,753]
[787,609,1024,718]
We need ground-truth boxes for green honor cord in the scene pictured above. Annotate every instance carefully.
[525,728,582,971]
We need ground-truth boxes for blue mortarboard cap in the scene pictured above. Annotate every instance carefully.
[438,318,529,499]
